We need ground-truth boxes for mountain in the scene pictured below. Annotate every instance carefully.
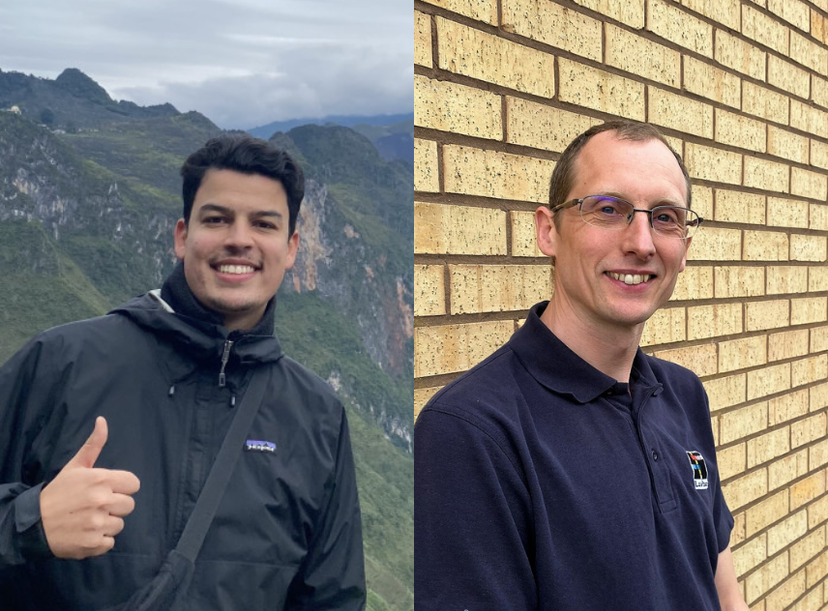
[0,69,412,610]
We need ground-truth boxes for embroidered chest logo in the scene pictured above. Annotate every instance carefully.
[686,451,708,490]
[245,439,277,453]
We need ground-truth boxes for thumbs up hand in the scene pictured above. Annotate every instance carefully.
[39,417,141,559]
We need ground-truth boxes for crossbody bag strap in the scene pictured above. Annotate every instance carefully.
[174,366,271,562]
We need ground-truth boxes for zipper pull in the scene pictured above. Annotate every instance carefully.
[218,339,234,387]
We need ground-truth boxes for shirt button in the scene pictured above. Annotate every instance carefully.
[651,449,659,461]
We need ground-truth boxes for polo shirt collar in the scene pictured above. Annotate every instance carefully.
[509,302,661,404]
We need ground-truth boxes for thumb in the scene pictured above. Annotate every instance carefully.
[67,416,108,469]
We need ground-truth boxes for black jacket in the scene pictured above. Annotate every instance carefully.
[0,283,365,609]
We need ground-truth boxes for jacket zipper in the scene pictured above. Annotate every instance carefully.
[218,339,234,387]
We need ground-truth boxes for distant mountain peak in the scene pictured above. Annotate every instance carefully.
[54,68,111,104]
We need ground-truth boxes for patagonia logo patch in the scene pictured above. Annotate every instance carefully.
[245,440,277,453]
[686,451,708,490]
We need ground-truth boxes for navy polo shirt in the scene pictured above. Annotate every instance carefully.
[415,302,733,611]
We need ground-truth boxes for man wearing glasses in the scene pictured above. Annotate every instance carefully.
[415,121,748,610]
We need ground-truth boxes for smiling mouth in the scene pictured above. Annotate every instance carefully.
[216,264,256,275]
[607,272,654,285]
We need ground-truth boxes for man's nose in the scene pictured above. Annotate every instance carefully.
[225,221,255,247]
[621,210,657,258]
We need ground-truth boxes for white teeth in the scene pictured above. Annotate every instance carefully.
[609,272,649,285]
[218,265,255,275]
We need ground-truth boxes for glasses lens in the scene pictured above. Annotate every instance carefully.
[652,206,699,239]
[580,196,633,228]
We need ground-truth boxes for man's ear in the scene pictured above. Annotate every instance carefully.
[535,206,559,258]
[285,231,300,270]
[679,235,692,273]
[173,219,187,261]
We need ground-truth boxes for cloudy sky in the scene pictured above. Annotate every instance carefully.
[0,0,412,129]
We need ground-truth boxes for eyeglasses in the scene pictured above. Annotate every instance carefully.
[550,195,702,240]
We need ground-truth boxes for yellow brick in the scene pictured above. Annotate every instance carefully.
[748,426,791,469]
[721,401,769,443]
[689,227,742,261]
[791,526,826,572]
[792,354,828,387]
[789,233,826,264]
[715,189,766,225]
[768,55,811,100]
[415,139,439,193]
[572,0,644,27]
[558,59,645,121]
[683,55,741,109]
[768,510,809,555]
[814,76,828,111]
[813,327,828,353]
[653,343,718,376]
[415,265,446,317]
[414,320,514,377]
[811,439,828,470]
[640,307,686,346]
[719,443,747,480]
[764,569,807,611]
[792,168,828,201]
[792,101,828,139]
[715,109,767,152]
[811,140,828,170]
[437,18,555,98]
[449,264,552,314]
[733,534,767,575]
[792,414,828,451]
[732,510,747,546]
[681,0,740,30]
[815,8,828,43]
[415,386,441,420]
[414,202,507,255]
[791,30,828,74]
[415,75,502,140]
[811,267,828,292]
[769,450,808,490]
[742,4,790,54]
[714,29,766,81]
[792,297,828,325]
[720,335,768,373]
[813,381,828,412]
[648,86,713,138]
[511,211,543,258]
[688,303,742,340]
[685,143,742,184]
[692,184,714,221]
[806,550,828,589]
[768,197,810,229]
[704,373,746,412]
[724,468,768,512]
[767,0,810,30]
[506,98,600,153]
[790,469,827,508]
[769,388,810,425]
[747,362,791,400]
[767,127,810,164]
[443,145,555,203]
[672,265,714,300]
[415,11,433,68]
[743,157,790,194]
[768,329,810,361]
[715,266,766,298]
[809,496,828,529]
[811,203,828,231]
[502,0,601,61]
[767,266,808,295]
[745,553,789,604]
[647,0,712,56]
[426,0,498,24]
[743,81,790,124]
[744,231,789,261]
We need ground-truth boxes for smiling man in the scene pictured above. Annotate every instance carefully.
[415,121,747,611]
[0,134,365,610]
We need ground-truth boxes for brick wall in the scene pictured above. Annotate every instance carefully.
[413,0,828,607]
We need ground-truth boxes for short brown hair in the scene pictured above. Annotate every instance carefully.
[548,121,692,223]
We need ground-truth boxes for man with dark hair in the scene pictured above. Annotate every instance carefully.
[0,134,366,610]
[415,121,747,610]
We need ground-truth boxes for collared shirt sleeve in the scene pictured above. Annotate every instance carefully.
[415,405,536,611]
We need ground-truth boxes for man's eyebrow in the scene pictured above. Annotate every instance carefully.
[198,204,284,219]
